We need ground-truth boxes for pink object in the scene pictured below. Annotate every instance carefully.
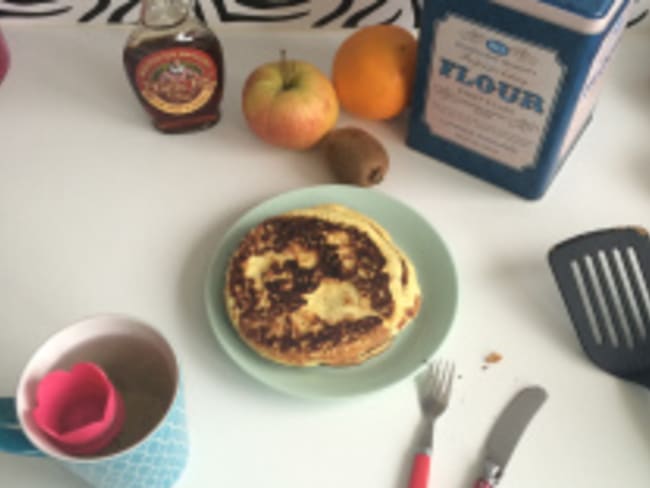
[407,452,431,488]
[32,362,125,456]
[0,28,9,84]
[474,480,493,488]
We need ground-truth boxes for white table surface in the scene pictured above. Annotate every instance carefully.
[0,22,649,488]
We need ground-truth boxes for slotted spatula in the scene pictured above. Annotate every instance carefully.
[548,227,650,389]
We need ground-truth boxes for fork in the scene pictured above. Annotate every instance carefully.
[407,360,455,488]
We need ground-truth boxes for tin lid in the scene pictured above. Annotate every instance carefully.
[539,0,614,18]
[493,0,627,33]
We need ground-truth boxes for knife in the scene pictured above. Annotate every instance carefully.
[474,386,548,488]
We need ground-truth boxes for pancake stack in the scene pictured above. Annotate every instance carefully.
[224,204,421,367]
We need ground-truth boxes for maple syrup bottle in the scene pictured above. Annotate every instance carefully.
[123,0,224,133]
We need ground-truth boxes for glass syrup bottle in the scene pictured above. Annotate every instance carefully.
[123,0,224,133]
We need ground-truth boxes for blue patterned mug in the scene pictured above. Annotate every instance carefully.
[0,314,189,488]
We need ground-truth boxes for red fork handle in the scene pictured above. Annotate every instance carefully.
[474,480,494,488]
[407,452,431,488]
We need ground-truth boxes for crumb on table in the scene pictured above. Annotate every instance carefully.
[484,352,503,364]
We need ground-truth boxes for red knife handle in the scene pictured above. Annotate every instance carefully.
[474,479,493,488]
[407,452,431,488]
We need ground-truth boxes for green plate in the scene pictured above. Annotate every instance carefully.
[204,185,458,399]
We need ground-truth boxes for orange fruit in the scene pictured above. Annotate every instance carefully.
[332,25,418,120]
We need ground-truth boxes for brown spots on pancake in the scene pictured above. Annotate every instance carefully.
[225,206,422,367]
[227,216,396,359]
[247,316,383,353]
[401,258,409,286]
[396,296,421,331]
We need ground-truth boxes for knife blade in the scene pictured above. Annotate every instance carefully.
[474,386,548,488]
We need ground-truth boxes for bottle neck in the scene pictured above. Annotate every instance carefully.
[141,0,193,28]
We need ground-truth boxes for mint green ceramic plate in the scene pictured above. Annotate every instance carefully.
[204,185,457,399]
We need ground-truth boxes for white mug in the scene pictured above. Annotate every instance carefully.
[0,314,189,488]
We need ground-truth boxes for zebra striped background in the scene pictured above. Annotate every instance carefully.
[0,1,422,28]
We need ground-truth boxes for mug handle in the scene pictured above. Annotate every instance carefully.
[0,397,42,456]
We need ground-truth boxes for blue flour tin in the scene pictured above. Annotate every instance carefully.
[407,0,629,199]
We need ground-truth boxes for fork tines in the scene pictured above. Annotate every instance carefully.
[426,360,455,403]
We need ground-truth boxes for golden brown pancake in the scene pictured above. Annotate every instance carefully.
[224,204,421,366]
[294,204,421,333]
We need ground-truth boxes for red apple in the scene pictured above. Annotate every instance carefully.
[242,54,339,150]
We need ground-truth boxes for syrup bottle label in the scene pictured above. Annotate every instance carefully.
[136,48,218,115]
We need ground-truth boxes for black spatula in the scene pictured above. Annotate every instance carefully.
[548,227,650,389]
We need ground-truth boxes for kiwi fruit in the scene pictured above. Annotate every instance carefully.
[323,127,389,187]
